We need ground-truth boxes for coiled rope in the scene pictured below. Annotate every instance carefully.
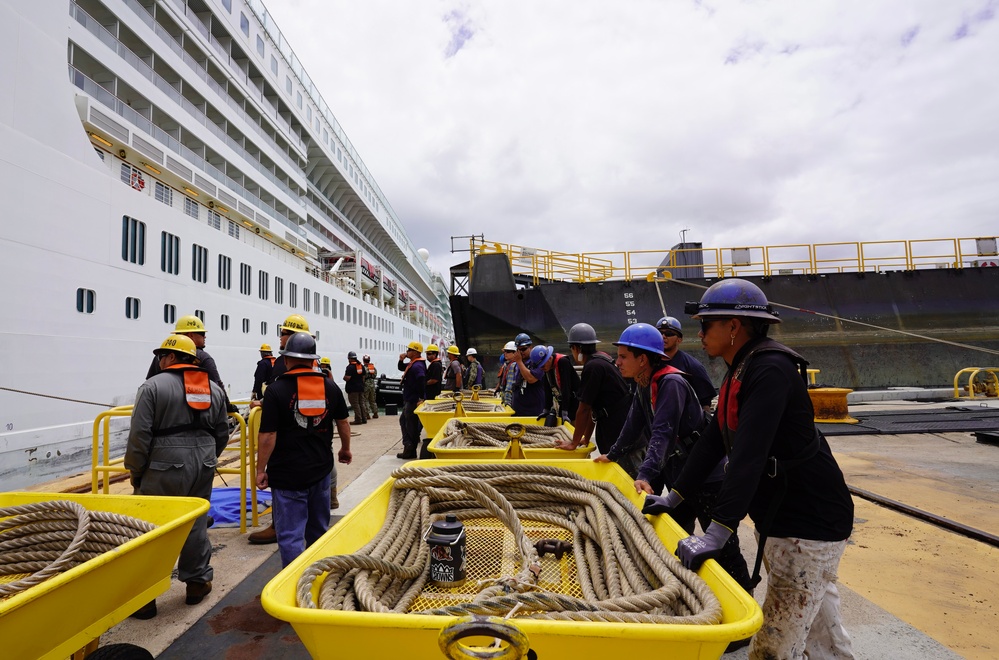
[0,500,155,597]
[297,464,721,625]
[422,400,506,413]
[435,421,571,449]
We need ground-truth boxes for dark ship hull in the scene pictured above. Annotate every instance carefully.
[450,253,999,390]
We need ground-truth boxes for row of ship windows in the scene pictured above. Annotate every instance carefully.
[116,215,395,334]
[75,289,398,353]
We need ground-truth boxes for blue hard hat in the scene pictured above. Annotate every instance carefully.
[529,345,554,367]
[613,323,666,356]
[684,278,781,323]
[499,353,506,365]
[655,316,683,337]
[514,332,532,348]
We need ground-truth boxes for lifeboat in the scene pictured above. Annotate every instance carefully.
[381,276,397,304]
[332,255,378,292]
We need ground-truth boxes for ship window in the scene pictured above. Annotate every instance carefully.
[261,321,268,336]
[303,287,311,311]
[184,197,199,219]
[218,255,232,290]
[323,295,329,317]
[195,309,205,323]
[286,76,292,94]
[258,270,269,300]
[315,292,321,314]
[289,282,298,308]
[242,318,250,333]
[192,244,209,283]
[164,304,176,324]
[228,220,240,239]
[76,288,96,314]
[222,0,231,12]
[270,55,277,75]
[208,210,222,231]
[275,277,284,304]
[221,314,230,331]
[240,12,249,36]
[95,148,105,162]
[339,301,344,320]
[315,330,320,341]
[353,307,358,325]
[120,164,146,191]
[125,297,140,319]
[121,216,145,265]
[297,91,303,109]
[307,106,312,123]
[240,263,252,295]
[154,181,173,207]
[160,232,180,275]
[256,35,264,57]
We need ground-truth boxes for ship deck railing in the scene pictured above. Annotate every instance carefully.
[468,237,999,283]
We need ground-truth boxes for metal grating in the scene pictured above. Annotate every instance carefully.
[821,407,999,436]
[131,135,163,163]
[89,108,128,142]
[166,156,192,181]
[407,516,581,612]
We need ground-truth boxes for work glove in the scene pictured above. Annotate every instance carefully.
[641,489,683,515]
[676,522,733,570]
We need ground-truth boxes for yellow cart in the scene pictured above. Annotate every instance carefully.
[428,417,592,460]
[415,397,514,438]
[0,492,208,660]
[262,459,761,660]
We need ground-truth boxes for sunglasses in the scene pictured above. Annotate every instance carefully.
[699,318,731,334]
[660,330,679,338]
[280,330,294,336]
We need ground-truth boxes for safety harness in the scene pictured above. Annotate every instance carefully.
[645,365,705,476]
[152,365,214,436]
[717,338,820,588]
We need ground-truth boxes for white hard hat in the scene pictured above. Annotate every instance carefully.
[503,341,516,351]
[466,347,477,356]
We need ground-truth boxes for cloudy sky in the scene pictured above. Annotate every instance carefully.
[261,0,999,276]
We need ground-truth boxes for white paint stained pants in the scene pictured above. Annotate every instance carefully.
[750,535,855,660]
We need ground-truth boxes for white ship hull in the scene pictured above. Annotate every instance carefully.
[0,0,451,489]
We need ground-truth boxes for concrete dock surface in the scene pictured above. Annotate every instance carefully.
[29,400,999,658]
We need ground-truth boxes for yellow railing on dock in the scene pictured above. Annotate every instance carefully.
[953,368,999,400]
[467,236,999,283]
[91,402,259,533]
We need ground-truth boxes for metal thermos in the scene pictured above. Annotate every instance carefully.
[425,514,467,587]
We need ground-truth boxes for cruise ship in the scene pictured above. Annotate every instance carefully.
[0,0,453,489]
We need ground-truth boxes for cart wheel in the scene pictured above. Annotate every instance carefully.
[438,615,530,659]
[85,643,153,660]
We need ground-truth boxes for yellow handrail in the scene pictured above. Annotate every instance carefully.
[468,236,997,283]
[953,368,999,399]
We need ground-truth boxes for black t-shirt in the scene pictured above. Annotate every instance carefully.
[259,369,349,490]
[425,360,443,400]
[343,361,365,393]
[577,353,630,454]
[674,343,854,541]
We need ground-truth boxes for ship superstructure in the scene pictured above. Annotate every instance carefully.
[0,0,451,488]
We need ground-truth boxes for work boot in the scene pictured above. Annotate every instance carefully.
[351,419,363,426]
[372,412,379,419]
[396,450,417,459]
[130,599,157,620]
[248,523,277,545]
[185,580,213,605]
[330,490,340,509]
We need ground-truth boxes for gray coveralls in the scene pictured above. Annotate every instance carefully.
[125,369,229,584]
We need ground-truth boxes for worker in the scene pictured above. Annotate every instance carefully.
[126,334,229,619]
[248,313,312,545]
[464,348,485,388]
[362,355,379,419]
[318,356,333,377]
[646,279,855,659]
[494,341,517,405]
[510,333,545,416]
[256,332,351,567]
[595,323,751,594]
[528,344,580,424]
[251,343,276,401]
[425,344,443,400]
[343,351,367,425]
[146,315,223,389]
[442,345,463,392]
[555,323,629,454]
[656,316,717,412]
[396,341,426,459]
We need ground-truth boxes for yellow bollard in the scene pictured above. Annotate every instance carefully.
[808,388,858,424]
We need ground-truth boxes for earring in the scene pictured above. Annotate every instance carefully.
[730,334,735,346]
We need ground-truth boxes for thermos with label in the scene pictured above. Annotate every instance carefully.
[425,513,467,587]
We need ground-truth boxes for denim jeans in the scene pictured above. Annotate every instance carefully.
[271,472,332,567]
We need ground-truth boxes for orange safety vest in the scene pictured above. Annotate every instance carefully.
[286,366,327,416]
[164,364,212,410]
[365,363,376,375]
[265,356,276,366]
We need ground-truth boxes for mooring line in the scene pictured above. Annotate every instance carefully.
[0,386,113,408]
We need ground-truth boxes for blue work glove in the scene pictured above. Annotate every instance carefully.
[642,489,683,515]
[676,522,733,570]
